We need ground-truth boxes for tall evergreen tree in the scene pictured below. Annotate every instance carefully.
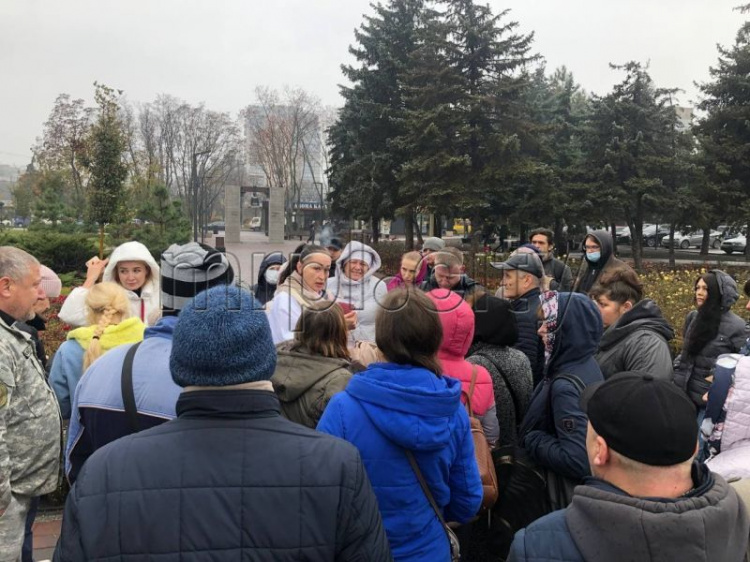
[327,0,424,242]
[81,83,129,257]
[583,63,679,270]
[440,0,537,248]
[394,6,468,248]
[514,66,592,248]
[695,5,750,259]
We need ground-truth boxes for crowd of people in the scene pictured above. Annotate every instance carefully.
[0,226,749,561]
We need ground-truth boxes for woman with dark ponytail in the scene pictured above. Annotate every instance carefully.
[674,270,748,407]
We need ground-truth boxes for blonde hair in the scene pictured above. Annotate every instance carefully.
[83,282,131,370]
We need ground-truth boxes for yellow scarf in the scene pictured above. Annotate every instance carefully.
[67,317,146,352]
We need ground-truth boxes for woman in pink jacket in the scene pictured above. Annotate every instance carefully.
[427,289,499,446]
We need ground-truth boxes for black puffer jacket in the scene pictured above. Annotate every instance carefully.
[596,299,675,381]
[54,390,392,562]
[674,270,749,406]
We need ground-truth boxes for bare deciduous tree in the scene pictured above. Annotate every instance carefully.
[244,86,323,232]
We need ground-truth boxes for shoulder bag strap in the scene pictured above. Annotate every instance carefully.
[405,450,450,530]
[121,341,143,434]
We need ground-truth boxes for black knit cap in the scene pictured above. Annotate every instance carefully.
[472,294,518,347]
[581,371,698,466]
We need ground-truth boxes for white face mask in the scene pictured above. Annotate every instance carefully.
[264,268,280,285]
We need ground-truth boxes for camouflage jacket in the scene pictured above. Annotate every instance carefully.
[0,314,61,511]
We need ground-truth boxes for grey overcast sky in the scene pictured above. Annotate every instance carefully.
[0,0,743,167]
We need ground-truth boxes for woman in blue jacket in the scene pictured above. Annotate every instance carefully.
[317,288,483,561]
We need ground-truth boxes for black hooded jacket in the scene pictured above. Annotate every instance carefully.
[573,230,630,295]
[596,299,675,381]
[673,270,749,406]
[253,252,287,305]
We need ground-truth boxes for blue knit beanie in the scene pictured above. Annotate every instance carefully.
[170,285,277,387]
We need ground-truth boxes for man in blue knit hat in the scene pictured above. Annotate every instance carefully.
[55,285,392,561]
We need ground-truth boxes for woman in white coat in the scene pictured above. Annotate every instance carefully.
[59,241,160,327]
[327,240,386,343]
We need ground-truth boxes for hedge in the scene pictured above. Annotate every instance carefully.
[0,231,97,273]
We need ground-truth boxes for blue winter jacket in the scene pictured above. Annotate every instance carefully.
[65,316,182,482]
[520,292,604,481]
[49,341,85,419]
[317,363,483,561]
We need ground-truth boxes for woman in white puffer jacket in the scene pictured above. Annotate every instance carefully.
[704,354,750,480]
[59,241,161,327]
[327,240,386,343]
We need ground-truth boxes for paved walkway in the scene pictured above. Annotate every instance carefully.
[219,230,310,288]
[32,511,62,560]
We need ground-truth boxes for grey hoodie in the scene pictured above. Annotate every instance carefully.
[596,299,674,380]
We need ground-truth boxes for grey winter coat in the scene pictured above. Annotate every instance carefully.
[674,271,749,406]
[509,463,750,562]
[467,342,533,450]
[596,299,674,381]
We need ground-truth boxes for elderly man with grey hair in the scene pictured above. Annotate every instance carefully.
[0,247,61,561]
[492,252,546,386]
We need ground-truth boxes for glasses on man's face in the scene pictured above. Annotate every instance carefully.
[584,245,601,251]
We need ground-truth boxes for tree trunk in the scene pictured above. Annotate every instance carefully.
[519,223,528,244]
[699,227,710,256]
[668,222,676,269]
[553,218,565,259]
[746,221,750,262]
[98,225,105,259]
[415,209,424,246]
[371,217,380,244]
[610,222,618,257]
[630,219,643,273]
[471,213,482,254]
[404,206,414,251]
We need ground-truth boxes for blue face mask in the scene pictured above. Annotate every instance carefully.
[587,251,602,263]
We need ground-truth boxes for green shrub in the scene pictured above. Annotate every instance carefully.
[0,231,97,273]
[109,221,192,262]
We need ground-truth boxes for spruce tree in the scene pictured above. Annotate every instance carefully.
[327,0,424,242]
[695,5,750,259]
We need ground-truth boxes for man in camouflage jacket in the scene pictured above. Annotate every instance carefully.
[0,247,61,561]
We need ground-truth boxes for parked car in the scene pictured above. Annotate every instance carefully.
[661,230,722,250]
[249,217,261,231]
[643,224,670,248]
[203,221,225,234]
[721,235,747,254]
[615,226,631,245]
